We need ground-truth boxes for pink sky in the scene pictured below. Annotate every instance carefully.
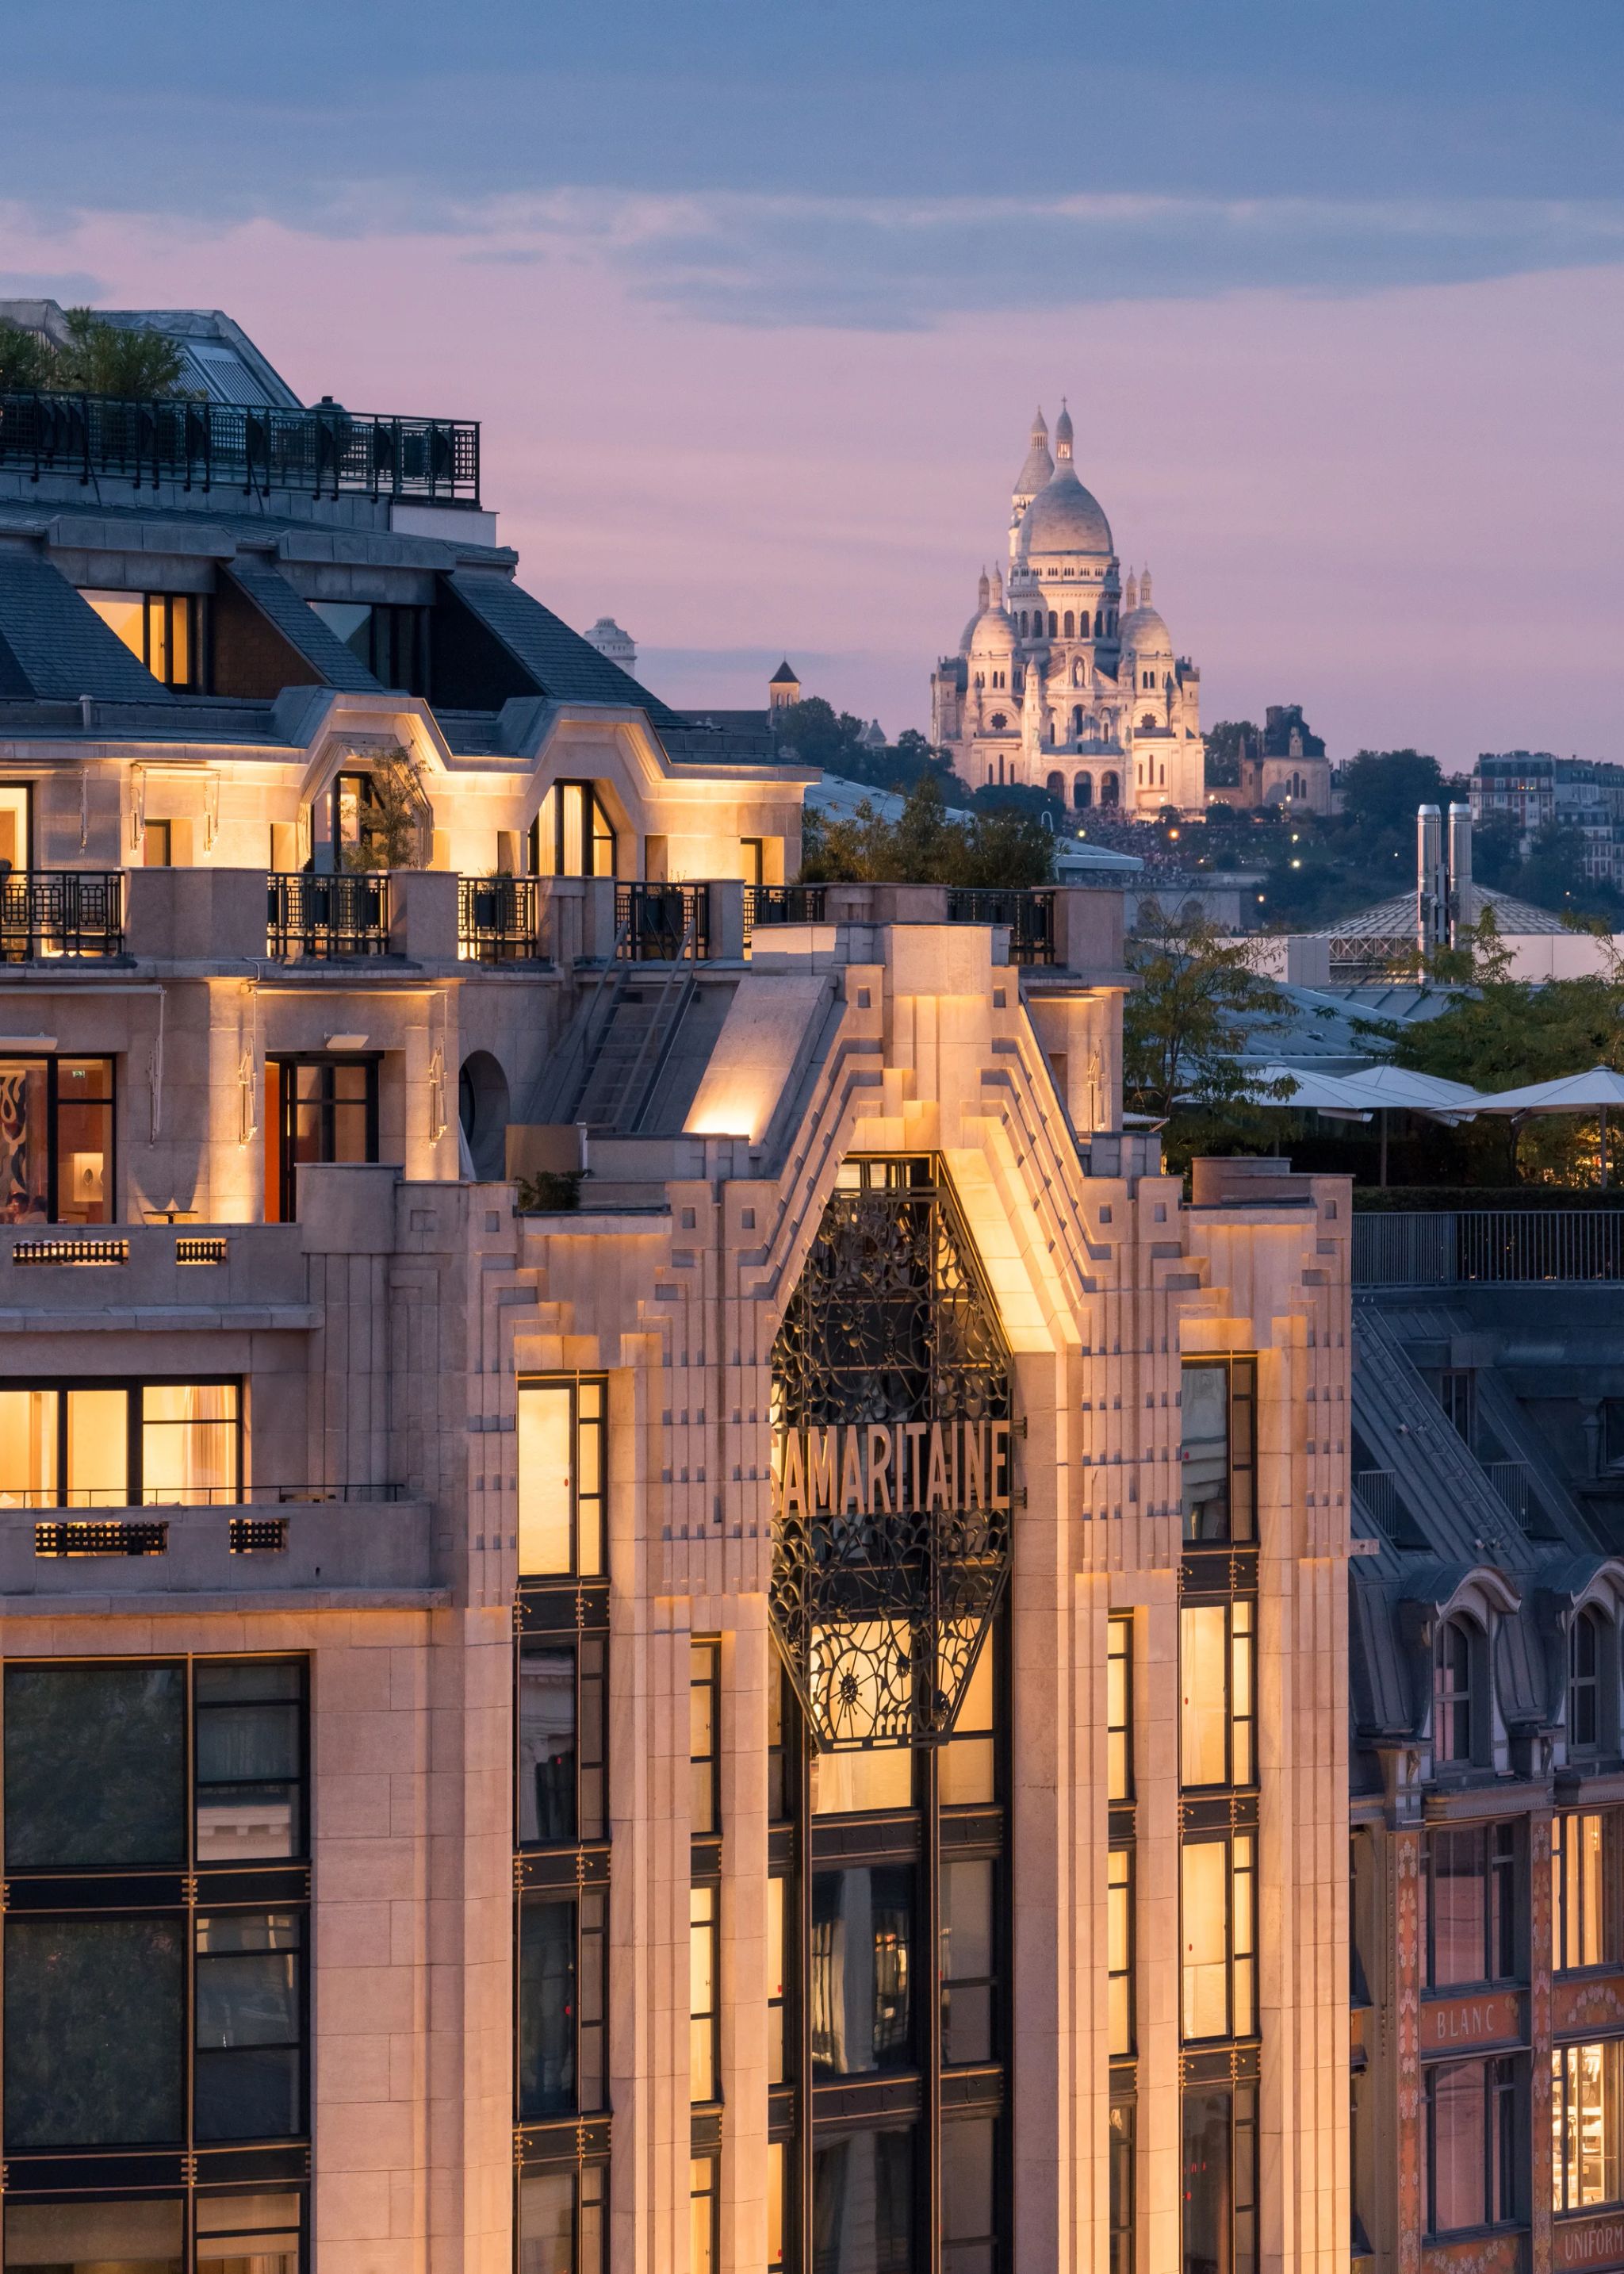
[10,205,1623,769]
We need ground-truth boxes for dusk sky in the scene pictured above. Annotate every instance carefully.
[4,2,1622,768]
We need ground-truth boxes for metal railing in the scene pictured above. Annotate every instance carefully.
[1354,1210,1624,1285]
[1352,1470,1401,1532]
[745,884,828,933]
[1483,1459,1539,1524]
[266,872,391,960]
[0,389,480,502]
[458,875,540,962]
[0,872,124,961]
[615,883,710,962]
[1330,933,1417,976]
[947,887,1057,966]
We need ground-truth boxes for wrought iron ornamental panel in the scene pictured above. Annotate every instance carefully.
[769,1158,1013,1751]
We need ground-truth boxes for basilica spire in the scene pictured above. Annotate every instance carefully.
[1140,565,1153,606]
[1124,569,1138,613]
[1012,408,1055,519]
[978,565,990,611]
[1055,398,1074,464]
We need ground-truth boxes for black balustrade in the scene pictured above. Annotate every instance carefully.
[615,883,710,961]
[945,887,1057,965]
[458,876,541,962]
[0,872,124,961]
[266,872,391,960]
[744,884,827,932]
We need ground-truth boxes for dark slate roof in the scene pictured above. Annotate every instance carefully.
[0,552,166,701]
[445,571,689,730]
[222,561,384,693]
[770,660,799,685]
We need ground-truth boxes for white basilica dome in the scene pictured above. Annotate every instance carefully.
[1015,464,1114,562]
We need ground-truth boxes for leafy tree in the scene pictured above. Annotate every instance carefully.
[0,321,56,392]
[1204,719,1256,789]
[799,774,1054,888]
[1471,811,1523,888]
[52,309,189,398]
[1122,903,1290,1124]
[342,753,427,871]
[972,780,1064,828]
[1337,748,1445,830]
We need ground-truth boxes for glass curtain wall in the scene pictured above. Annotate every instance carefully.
[515,1377,611,2272]
[0,1657,308,2268]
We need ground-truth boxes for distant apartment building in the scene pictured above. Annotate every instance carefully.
[1472,753,1624,885]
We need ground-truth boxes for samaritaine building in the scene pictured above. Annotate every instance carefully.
[929,408,1207,817]
[0,310,1354,2272]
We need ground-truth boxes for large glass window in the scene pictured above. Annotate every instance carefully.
[1109,2101,1135,2274]
[810,2128,914,2274]
[1182,2085,1257,2274]
[194,1659,304,1863]
[518,2167,605,2274]
[530,784,617,880]
[1553,1813,1610,1971]
[0,1379,239,1509]
[519,1892,606,2121]
[1554,2040,1624,2212]
[308,601,428,695]
[1434,1619,1477,1766]
[691,1639,720,1837]
[518,1638,606,1847]
[810,1865,915,2077]
[193,1912,303,2142]
[82,589,205,692]
[690,1883,719,2103]
[5,1660,186,1868]
[1424,1824,1519,1989]
[518,1378,606,1579]
[0,1057,113,1225]
[1109,1849,1134,2058]
[1107,1614,1133,1801]
[1570,1610,1604,1757]
[1182,1834,1256,2042]
[1181,1358,1256,1544]
[5,2198,185,2272]
[1180,1599,1255,1790]
[265,1056,377,1224]
[5,1914,185,2146]
[768,1873,788,2085]
[940,1856,996,2067]
[1425,2057,1521,2233]
[943,2114,997,2274]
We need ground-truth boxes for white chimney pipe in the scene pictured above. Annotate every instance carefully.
[1416,805,1444,952]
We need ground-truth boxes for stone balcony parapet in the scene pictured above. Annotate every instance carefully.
[0,1494,434,1601]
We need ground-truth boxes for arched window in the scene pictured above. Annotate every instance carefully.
[1570,1609,1603,1754]
[1020,611,1028,636]
[1074,774,1093,811]
[1063,611,1074,638]
[1048,612,1059,638]
[1046,771,1064,799]
[1094,612,1104,637]
[997,755,1005,784]
[1435,1619,1474,1764]
[1072,705,1084,734]
[1101,773,1120,808]
[1108,612,1117,635]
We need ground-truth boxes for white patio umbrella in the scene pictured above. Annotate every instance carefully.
[1475,1066,1624,1187]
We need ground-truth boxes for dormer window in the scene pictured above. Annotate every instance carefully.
[82,589,205,692]
[1570,1609,1603,1755]
[1434,1619,1474,1765]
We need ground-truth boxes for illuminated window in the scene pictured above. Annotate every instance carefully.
[1180,1359,1255,1544]
[690,1883,719,2103]
[0,1056,112,1225]
[768,1873,787,2085]
[1179,1599,1254,1790]
[1181,1833,1255,2042]
[82,589,205,692]
[1109,1849,1134,2057]
[0,1378,239,1509]
[263,1056,377,1224]
[518,1377,606,1578]
[691,1640,720,1836]
[1107,1616,1133,1801]
[940,1628,996,1806]
[1553,2040,1624,2211]
[308,600,428,695]
[530,782,617,879]
[1553,1813,1608,1971]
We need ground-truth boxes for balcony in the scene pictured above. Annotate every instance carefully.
[0,871,124,961]
[0,389,480,503]
[0,1494,434,1599]
[1353,1210,1624,1285]
[458,875,541,963]
[615,882,712,962]
[266,871,390,961]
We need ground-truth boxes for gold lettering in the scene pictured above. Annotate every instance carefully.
[839,1427,864,1514]
[927,1424,949,1511]
[905,1422,929,1510]
[963,1422,986,1507]
[808,1428,837,1514]
[990,1419,1011,1509]
[867,1425,893,1514]
[780,1431,805,1517]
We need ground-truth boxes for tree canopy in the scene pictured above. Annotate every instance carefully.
[1121,903,1291,1164]
[0,310,190,398]
[798,774,1055,888]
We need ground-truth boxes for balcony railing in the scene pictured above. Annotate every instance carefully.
[458,875,541,962]
[615,883,710,962]
[946,887,1057,966]
[266,872,391,961]
[745,884,828,934]
[0,389,480,503]
[1354,1210,1624,1285]
[0,871,124,961]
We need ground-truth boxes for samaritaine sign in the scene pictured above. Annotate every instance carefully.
[768,1157,1013,1751]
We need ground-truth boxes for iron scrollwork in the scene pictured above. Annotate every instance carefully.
[769,1157,1013,1751]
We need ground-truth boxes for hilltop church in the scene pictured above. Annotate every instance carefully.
[931,406,1208,815]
